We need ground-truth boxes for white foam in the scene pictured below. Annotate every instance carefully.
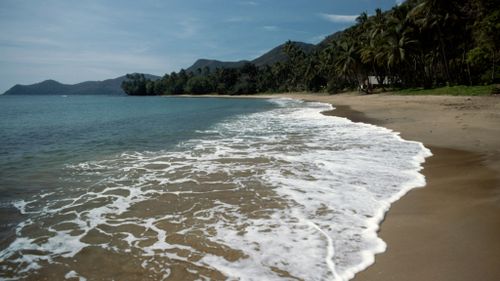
[189,100,431,280]
[0,98,431,280]
[65,270,87,281]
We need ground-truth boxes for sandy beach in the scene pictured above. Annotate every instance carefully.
[253,93,500,280]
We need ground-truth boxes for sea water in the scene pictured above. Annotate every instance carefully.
[0,95,431,280]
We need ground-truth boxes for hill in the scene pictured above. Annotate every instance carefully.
[252,41,316,66]
[316,31,344,49]
[4,40,321,95]
[3,74,160,95]
[186,41,316,73]
[186,59,250,73]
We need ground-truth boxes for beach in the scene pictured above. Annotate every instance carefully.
[1,95,433,280]
[1,93,498,280]
[262,93,500,280]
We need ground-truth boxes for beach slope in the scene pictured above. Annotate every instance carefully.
[277,93,500,281]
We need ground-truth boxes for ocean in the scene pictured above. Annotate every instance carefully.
[0,95,431,281]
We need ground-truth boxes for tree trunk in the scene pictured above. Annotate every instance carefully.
[437,25,452,85]
[372,64,386,92]
[492,50,496,83]
[463,50,472,86]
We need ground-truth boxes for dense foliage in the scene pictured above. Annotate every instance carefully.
[122,0,499,96]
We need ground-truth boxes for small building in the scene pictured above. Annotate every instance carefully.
[368,76,391,85]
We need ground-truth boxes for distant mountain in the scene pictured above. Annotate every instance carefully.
[3,74,160,96]
[252,41,316,66]
[4,40,322,95]
[186,41,316,73]
[186,59,250,73]
[316,31,344,49]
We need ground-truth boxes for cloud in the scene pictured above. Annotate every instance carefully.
[320,13,358,23]
[0,46,168,72]
[239,1,259,6]
[263,25,278,31]
[0,36,64,48]
[396,0,405,5]
[0,46,174,92]
[176,18,200,39]
[225,16,252,23]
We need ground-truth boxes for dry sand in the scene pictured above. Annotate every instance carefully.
[263,93,500,281]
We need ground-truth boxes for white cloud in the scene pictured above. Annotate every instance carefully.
[396,0,405,5]
[263,25,278,31]
[320,13,358,23]
[176,18,200,39]
[225,16,252,23]
[0,44,175,90]
[0,47,167,71]
[240,1,259,6]
[0,36,64,48]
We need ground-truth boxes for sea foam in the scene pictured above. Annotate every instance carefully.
[0,98,431,280]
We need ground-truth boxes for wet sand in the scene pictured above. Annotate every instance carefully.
[256,93,500,280]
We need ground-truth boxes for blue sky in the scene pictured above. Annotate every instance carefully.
[0,0,401,93]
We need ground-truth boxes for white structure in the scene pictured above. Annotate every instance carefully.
[368,76,391,85]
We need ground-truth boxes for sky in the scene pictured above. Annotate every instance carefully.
[0,0,402,93]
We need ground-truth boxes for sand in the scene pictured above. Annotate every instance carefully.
[261,93,500,280]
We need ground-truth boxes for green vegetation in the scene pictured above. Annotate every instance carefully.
[185,76,213,95]
[394,85,496,96]
[122,0,499,96]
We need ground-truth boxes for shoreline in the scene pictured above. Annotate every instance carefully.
[193,93,500,280]
[173,93,500,281]
[273,93,500,280]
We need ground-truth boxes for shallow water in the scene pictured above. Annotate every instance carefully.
[0,95,430,280]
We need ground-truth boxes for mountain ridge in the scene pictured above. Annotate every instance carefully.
[3,39,325,95]
[3,74,160,96]
[186,41,316,73]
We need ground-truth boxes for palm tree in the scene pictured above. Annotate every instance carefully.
[356,11,368,25]
[379,14,417,79]
[361,39,387,87]
[370,8,386,39]
[409,0,459,84]
[283,41,308,90]
[319,41,339,81]
[335,39,362,86]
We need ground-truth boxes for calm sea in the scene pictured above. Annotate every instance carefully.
[0,95,430,281]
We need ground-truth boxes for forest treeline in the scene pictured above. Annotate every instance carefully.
[122,0,499,96]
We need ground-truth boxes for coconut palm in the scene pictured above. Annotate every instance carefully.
[335,39,362,86]
[409,0,459,84]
